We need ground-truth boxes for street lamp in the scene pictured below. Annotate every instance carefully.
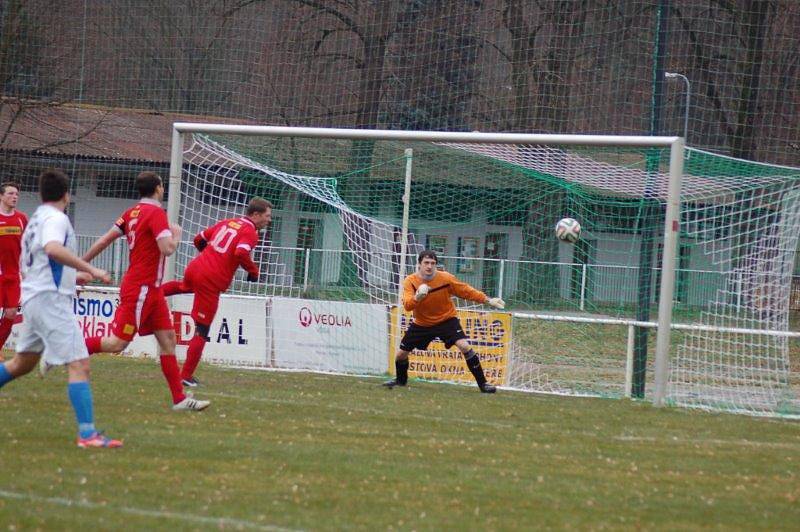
[664,72,691,144]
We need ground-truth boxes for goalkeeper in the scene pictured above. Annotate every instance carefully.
[384,250,505,393]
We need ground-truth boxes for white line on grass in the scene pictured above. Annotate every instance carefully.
[204,390,522,430]
[614,435,800,450]
[0,489,301,531]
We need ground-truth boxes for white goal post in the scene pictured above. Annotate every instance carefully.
[167,123,685,408]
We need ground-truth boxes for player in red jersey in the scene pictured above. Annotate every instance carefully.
[0,182,27,360]
[161,197,272,386]
[80,172,209,411]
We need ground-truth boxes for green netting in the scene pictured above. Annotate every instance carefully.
[2,1,799,166]
[175,130,799,417]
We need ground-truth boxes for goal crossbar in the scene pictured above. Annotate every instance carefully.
[172,123,681,147]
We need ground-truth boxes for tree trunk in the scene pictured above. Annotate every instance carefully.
[730,0,770,159]
[503,0,536,132]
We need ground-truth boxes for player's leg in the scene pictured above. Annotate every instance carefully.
[383,348,412,388]
[152,327,188,406]
[0,352,41,388]
[147,290,210,411]
[163,261,197,298]
[161,279,191,297]
[50,331,128,378]
[181,321,209,386]
[454,338,496,394]
[67,358,122,449]
[181,286,220,385]
[2,300,44,387]
[85,334,130,355]
[0,278,21,359]
[86,286,138,355]
[0,308,16,362]
[384,323,432,388]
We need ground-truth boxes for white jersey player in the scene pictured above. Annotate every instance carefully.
[0,169,122,448]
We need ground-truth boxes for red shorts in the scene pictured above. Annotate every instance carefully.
[111,284,173,341]
[177,263,222,326]
[0,277,21,309]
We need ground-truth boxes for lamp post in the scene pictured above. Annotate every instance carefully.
[664,72,691,143]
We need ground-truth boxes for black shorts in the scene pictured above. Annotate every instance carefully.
[400,317,467,352]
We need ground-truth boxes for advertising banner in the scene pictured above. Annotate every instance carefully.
[4,288,267,367]
[271,297,388,374]
[389,307,511,386]
[171,294,268,366]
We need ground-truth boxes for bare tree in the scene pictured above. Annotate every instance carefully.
[502,0,540,132]
[0,0,106,158]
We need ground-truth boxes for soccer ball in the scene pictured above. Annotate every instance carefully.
[555,218,581,243]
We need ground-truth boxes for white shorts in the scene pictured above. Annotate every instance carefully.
[15,291,88,365]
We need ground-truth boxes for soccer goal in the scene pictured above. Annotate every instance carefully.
[167,124,800,418]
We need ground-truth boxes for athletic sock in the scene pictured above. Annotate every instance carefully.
[68,381,96,439]
[181,336,207,381]
[85,336,103,355]
[0,363,14,388]
[160,354,185,404]
[0,316,14,349]
[464,349,487,388]
[396,358,409,385]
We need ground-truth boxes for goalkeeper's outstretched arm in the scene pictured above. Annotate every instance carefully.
[450,275,504,309]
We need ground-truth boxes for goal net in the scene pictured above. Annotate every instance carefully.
[170,125,800,418]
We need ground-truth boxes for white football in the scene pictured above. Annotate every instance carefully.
[555,218,581,243]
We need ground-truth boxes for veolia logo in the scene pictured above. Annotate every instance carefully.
[299,307,313,327]
[298,306,353,328]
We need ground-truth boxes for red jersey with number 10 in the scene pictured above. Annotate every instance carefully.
[0,210,27,279]
[192,217,259,291]
[115,199,172,288]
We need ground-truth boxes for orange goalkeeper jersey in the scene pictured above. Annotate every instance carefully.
[402,270,488,327]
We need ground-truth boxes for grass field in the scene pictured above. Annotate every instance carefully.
[1,355,799,530]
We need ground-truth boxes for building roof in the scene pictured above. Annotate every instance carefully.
[0,100,255,163]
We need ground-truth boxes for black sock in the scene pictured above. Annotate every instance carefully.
[396,358,409,385]
[464,350,487,387]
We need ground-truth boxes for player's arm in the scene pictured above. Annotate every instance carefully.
[45,243,110,284]
[82,226,123,262]
[449,273,488,304]
[193,232,208,251]
[43,220,111,283]
[156,214,182,256]
[402,277,420,311]
[193,223,216,252]
[234,232,260,281]
[450,275,504,308]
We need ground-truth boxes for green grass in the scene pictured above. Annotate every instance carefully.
[1,355,799,530]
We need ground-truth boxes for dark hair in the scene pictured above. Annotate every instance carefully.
[1,182,20,195]
[135,171,162,198]
[418,250,438,264]
[246,197,273,215]
[39,169,70,202]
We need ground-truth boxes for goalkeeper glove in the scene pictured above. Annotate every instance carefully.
[414,283,430,302]
[487,297,505,310]
[247,273,259,282]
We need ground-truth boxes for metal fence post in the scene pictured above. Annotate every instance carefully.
[580,263,587,311]
[303,248,310,292]
[498,259,505,300]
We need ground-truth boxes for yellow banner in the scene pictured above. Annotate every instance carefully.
[389,307,511,386]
